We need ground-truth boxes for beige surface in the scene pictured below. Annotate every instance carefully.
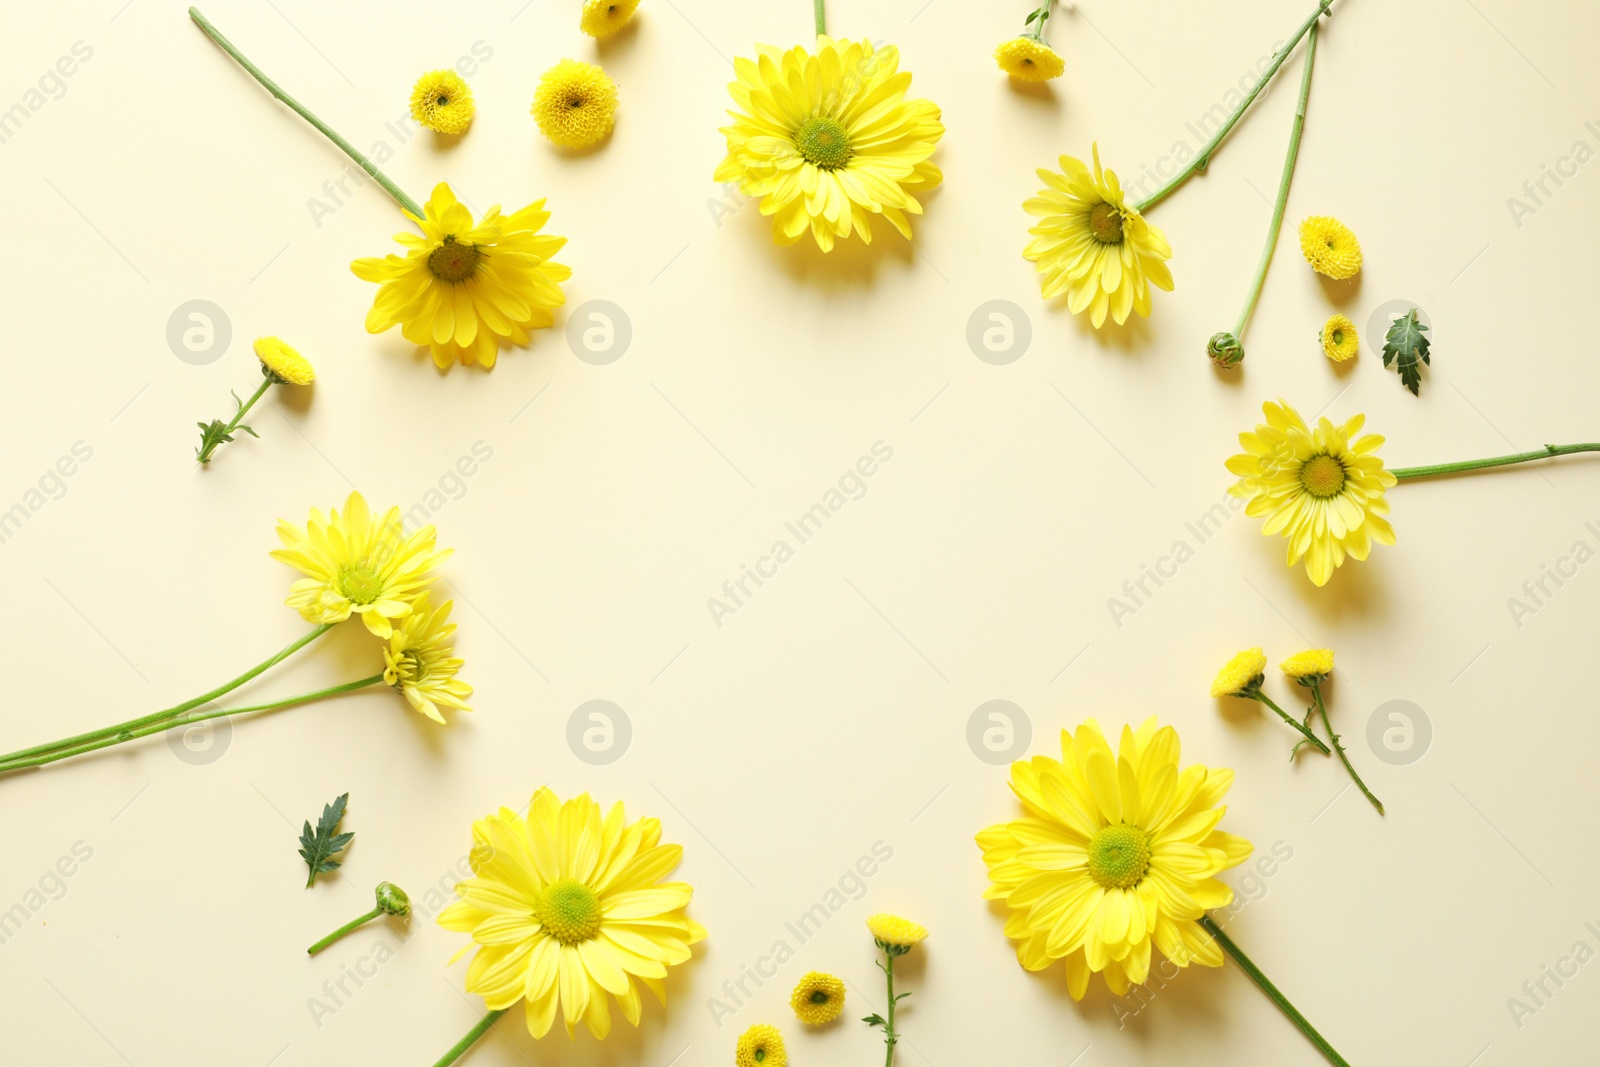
[2,0,1598,1064]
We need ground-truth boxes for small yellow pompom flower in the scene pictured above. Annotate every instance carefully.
[995,37,1064,82]
[409,70,474,135]
[1320,314,1359,362]
[1211,647,1267,698]
[1281,648,1335,683]
[866,914,927,950]
[1299,216,1362,279]
[533,59,618,149]
[254,336,314,385]
[735,1024,786,1067]
[789,972,845,1025]
[581,0,640,38]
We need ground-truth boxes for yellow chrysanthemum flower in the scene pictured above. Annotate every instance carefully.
[735,1024,786,1066]
[1210,647,1267,699]
[789,971,845,1025]
[1320,314,1358,362]
[533,59,618,149]
[1280,648,1335,683]
[253,336,314,385]
[995,37,1064,82]
[270,492,451,638]
[439,789,706,1040]
[714,36,944,252]
[866,913,927,949]
[350,183,570,370]
[382,593,472,723]
[581,0,640,38]
[1024,145,1174,327]
[409,70,475,134]
[1299,216,1362,279]
[976,717,1252,999]
[1226,400,1398,586]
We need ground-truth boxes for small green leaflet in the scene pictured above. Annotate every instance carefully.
[862,1013,887,1029]
[299,792,353,887]
[1381,309,1431,396]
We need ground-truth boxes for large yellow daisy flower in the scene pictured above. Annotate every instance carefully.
[1024,145,1174,327]
[270,491,451,637]
[382,593,472,723]
[1226,399,1398,586]
[976,717,1252,999]
[351,183,570,370]
[714,36,944,252]
[439,789,706,1040]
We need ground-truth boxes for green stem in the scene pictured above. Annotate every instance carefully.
[198,376,272,464]
[0,674,382,775]
[1026,1,1053,41]
[1231,23,1317,341]
[813,0,826,36]
[432,1009,508,1067]
[1313,685,1383,814]
[0,623,334,766]
[188,7,425,218]
[308,905,385,955]
[1198,915,1351,1067]
[1134,0,1332,213]
[1251,690,1330,755]
[882,950,898,1067]
[1392,443,1600,481]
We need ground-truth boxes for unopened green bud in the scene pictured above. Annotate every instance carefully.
[1208,331,1244,369]
[375,881,410,916]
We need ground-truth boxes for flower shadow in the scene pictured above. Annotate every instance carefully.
[1316,272,1361,308]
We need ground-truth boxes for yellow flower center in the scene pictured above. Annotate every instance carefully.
[535,879,603,945]
[1088,201,1124,244]
[1087,824,1151,889]
[427,237,481,283]
[1299,454,1347,498]
[795,116,853,170]
[337,567,383,605]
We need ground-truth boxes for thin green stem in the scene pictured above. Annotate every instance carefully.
[1026,1,1053,41]
[1251,690,1330,755]
[198,376,272,464]
[188,7,425,218]
[1312,685,1383,814]
[1392,443,1600,481]
[1134,0,1332,213]
[0,623,334,766]
[882,950,898,1067]
[0,674,382,774]
[1198,915,1351,1067]
[432,1009,508,1067]
[308,905,385,955]
[1231,23,1317,340]
[813,0,826,36]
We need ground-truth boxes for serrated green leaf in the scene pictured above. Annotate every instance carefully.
[299,792,353,887]
[862,1013,887,1028]
[1381,309,1431,396]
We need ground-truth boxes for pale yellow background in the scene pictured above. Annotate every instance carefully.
[2,1,1597,1064]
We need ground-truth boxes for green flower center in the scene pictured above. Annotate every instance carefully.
[427,237,481,283]
[809,990,830,1004]
[1088,201,1124,244]
[1088,824,1151,889]
[1331,329,1345,345]
[337,567,383,606]
[754,1051,767,1064]
[535,879,603,945]
[436,94,450,107]
[795,116,853,170]
[1300,454,1347,498]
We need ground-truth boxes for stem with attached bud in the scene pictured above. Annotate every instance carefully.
[197,375,272,464]
[188,7,424,218]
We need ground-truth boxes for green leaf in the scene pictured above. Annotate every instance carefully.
[299,792,353,887]
[862,1014,887,1029]
[1381,309,1431,396]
